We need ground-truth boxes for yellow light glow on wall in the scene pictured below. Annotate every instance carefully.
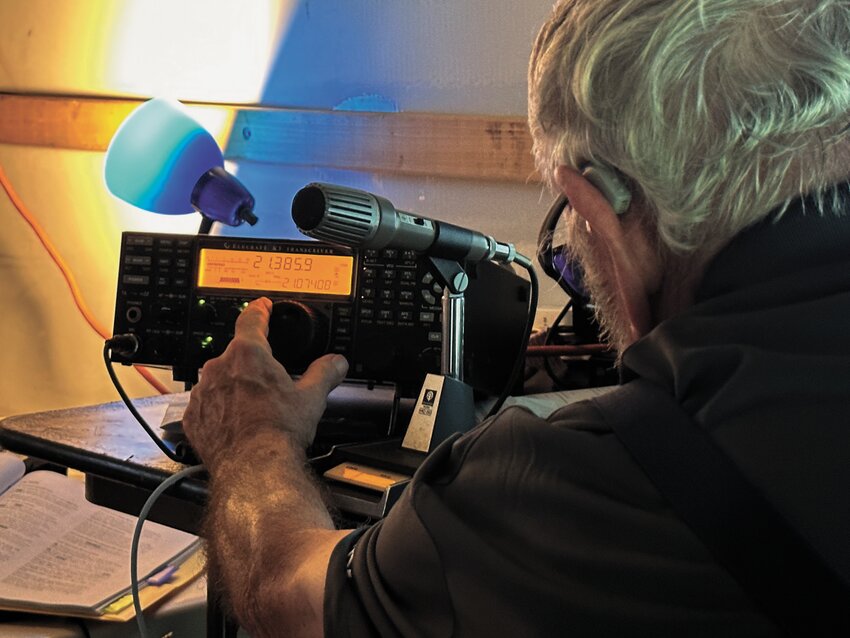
[0,1,121,93]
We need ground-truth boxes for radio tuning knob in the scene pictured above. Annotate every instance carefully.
[267,301,330,372]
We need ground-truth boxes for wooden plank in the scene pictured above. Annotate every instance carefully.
[0,94,139,151]
[0,93,539,182]
[226,109,539,182]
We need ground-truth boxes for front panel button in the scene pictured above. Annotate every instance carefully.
[124,255,152,266]
[122,274,150,286]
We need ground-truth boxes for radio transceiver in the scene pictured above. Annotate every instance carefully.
[111,232,530,396]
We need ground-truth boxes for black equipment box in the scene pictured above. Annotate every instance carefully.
[111,232,529,397]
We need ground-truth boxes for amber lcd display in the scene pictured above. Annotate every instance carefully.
[197,248,353,296]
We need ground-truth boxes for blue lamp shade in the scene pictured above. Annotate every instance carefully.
[104,98,256,226]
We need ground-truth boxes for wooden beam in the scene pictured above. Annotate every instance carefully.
[0,93,539,183]
[0,94,138,151]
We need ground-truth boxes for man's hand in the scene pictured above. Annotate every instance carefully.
[179,297,353,637]
[182,297,348,468]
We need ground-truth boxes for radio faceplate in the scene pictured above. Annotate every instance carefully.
[112,232,529,397]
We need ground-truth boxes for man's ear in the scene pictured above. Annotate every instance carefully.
[553,164,660,341]
[553,165,624,238]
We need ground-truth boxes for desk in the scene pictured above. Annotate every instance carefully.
[0,381,405,527]
[0,393,205,533]
[0,393,240,637]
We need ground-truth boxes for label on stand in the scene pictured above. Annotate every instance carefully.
[401,373,446,452]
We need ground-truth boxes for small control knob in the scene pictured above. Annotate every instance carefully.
[267,301,330,372]
[225,301,249,325]
[195,299,218,324]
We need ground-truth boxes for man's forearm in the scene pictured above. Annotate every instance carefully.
[204,428,348,637]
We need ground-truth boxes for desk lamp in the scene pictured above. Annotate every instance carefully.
[104,97,257,232]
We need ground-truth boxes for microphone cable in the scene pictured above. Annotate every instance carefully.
[104,334,204,637]
[103,336,198,464]
[130,463,206,638]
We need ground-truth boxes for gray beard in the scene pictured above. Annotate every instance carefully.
[564,212,634,361]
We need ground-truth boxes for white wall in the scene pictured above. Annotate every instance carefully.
[0,0,567,416]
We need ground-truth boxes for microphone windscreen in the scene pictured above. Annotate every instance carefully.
[292,183,379,246]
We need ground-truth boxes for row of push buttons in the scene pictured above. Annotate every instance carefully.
[119,236,193,334]
[358,249,442,341]
[363,248,419,264]
[121,235,193,289]
[331,306,353,355]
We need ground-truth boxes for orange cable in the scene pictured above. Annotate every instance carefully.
[0,164,170,395]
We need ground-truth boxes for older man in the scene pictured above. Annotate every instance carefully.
[182,1,850,635]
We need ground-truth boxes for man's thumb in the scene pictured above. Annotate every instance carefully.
[297,354,349,397]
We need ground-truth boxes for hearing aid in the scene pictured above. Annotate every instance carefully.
[579,163,632,215]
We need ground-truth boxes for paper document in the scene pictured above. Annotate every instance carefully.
[477,385,616,420]
[0,458,200,619]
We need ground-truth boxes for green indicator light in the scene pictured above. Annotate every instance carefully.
[201,336,214,348]
[241,302,249,310]
[198,299,206,306]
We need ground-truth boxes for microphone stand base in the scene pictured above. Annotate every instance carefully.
[401,373,476,454]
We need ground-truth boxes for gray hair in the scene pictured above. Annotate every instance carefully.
[529,0,850,253]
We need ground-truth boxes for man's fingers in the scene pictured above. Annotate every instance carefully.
[295,354,349,399]
[234,297,273,345]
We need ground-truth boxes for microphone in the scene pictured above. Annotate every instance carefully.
[292,183,529,267]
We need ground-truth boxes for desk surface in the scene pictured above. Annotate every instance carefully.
[0,380,410,528]
[0,393,207,506]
